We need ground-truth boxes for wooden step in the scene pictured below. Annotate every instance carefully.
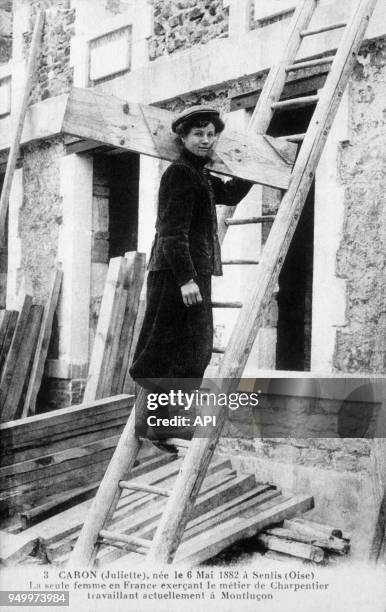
[225,215,276,226]
[286,56,334,71]
[300,21,347,37]
[212,346,226,354]
[221,259,259,265]
[211,301,242,309]
[99,529,150,550]
[119,481,171,497]
[272,94,319,110]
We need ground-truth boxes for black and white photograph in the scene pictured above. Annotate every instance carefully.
[0,0,385,610]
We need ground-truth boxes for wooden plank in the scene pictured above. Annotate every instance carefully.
[283,517,345,539]
[122,275,147,395]
[265,526,349,554]
[22,268,63,417]
[83,257,128,402]
[1,416,128,467]
[110,252,146,395]
[0,530,38,566]
[0,435,121,489]
[1,305,44,422]
[0,296,33,407]
[0,394,132,444]
[184,487,281,541]
[0,311,18,374]
[0,11,45,238]
[257,533,325,562]
[62,87,297,190]
[174,495,314,566]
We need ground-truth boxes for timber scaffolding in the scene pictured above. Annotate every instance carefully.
[0,0,382,568]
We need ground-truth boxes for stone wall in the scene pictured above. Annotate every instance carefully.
[148,0,229,61]
[0,1,12,64]
[334,38,386,374]
[24,0,75,103]
[20,138,65,303]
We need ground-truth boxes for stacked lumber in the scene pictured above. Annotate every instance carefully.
[1,452,314,568]
[84,252,146,403]
[257,516,351,565]
[0,395,133,522]
[0,268,62,422]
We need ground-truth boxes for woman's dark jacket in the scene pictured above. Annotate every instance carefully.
[148,147,252,285]
[129,147,251,390]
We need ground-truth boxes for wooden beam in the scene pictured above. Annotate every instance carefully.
[1,305,43,422]
[22,268,63,417]
[0,296,33,418]
[83,257,128,403]
[110,252,146,396]
[0,10,45,238]
[62,87,296,190]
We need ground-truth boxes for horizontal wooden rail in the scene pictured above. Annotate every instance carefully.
[211,301,243,309]
[272,94,319,110]
[300,21,347,37]
[286,56,334,71]
[99,529,150,549]
[225,215,276,226]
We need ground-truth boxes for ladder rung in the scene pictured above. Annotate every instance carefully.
[222,259,259,265]
[286,56,334,71]
[212,346,226,354]
[272,95,319,110]
[225,215,276,226]
[211,301,243,309]
[279,133,306,143]
[300,21,347,38]
[119,481,171,496]
[99,529,151,549]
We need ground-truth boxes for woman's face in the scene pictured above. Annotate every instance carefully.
[181,122,218,158]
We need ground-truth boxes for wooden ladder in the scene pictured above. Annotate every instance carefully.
[70,0,377,567]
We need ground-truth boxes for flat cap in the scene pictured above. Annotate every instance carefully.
[171,105,225,133]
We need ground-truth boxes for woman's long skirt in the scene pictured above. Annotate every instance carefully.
[129,270,213,392]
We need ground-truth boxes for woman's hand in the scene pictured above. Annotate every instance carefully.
[181,279,202,307]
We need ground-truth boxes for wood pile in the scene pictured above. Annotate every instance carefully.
[83,252,145,403]
[0,449,315,567]
[257,516,351,565]
[0,268,62,422]
[0,395,133,523]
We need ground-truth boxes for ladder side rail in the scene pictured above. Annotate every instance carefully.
[147,0,377,564]
[0,11,45,239]
[69,392,144,568]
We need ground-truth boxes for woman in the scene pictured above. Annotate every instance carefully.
[129,105,251,451]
